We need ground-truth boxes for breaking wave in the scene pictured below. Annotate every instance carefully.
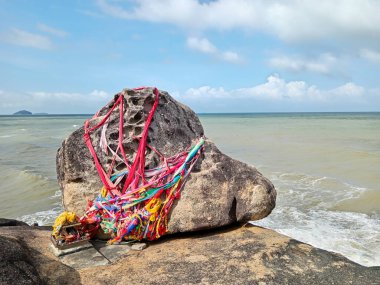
[251,171,380,267]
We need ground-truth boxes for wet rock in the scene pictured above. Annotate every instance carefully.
[56,88,276,235]
[0,218,29,227]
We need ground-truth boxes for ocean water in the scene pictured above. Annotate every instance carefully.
[0,115,86,224]
[0,113,379,266]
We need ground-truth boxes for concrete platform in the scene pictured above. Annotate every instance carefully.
[92,241,133,263]
[49,239,148,269]
[59,247,110,269]
[49,241,93,257]
[92,241,147,263]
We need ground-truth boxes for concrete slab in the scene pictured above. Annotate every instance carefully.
[59,247,110,269]
[49,241,93,257]
[92,241,133,263]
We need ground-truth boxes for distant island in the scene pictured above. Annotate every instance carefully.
[12,110,49,115]
[13,110,32,115]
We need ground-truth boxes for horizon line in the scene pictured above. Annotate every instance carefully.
[1,111,380,116]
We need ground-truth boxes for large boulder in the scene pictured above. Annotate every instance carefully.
[56,87,276,233]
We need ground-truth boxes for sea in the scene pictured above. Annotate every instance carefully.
[0,113,379,267]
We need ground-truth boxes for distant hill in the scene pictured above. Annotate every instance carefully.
[13,110,32,115]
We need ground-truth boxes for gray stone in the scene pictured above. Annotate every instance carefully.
[49,241,93,257]
[56,88,276,236]
[59,247,109,269]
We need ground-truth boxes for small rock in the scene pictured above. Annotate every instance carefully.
[131,243,147,251]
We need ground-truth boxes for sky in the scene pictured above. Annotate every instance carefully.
[1,0,380,114]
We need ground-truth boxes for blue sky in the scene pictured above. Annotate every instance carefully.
[1,0,380,114]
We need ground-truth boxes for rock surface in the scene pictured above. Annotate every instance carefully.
[0,224,379,285]
[56,88,276,234]
[0,225,81,285]
[0,235,43,284]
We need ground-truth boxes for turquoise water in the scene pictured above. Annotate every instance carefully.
[0,113,379,266]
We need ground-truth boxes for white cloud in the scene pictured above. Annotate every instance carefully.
[360,48,380,63]
[0,90,111,114]
[221,51,241,64]
[329,83,365,97]
[187,36,243,63]
[96,0,380,44]
[77,9,105,18]
[235,75,312,100]
[89,90,109,99]
[186,86,230,99]
[1,83,376,114]
[269,53,337,74]
[29,90,109,102]
[183,74,366,102]
[2,28,53,50]
[37,23,68,37]
[187,37,217,54]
